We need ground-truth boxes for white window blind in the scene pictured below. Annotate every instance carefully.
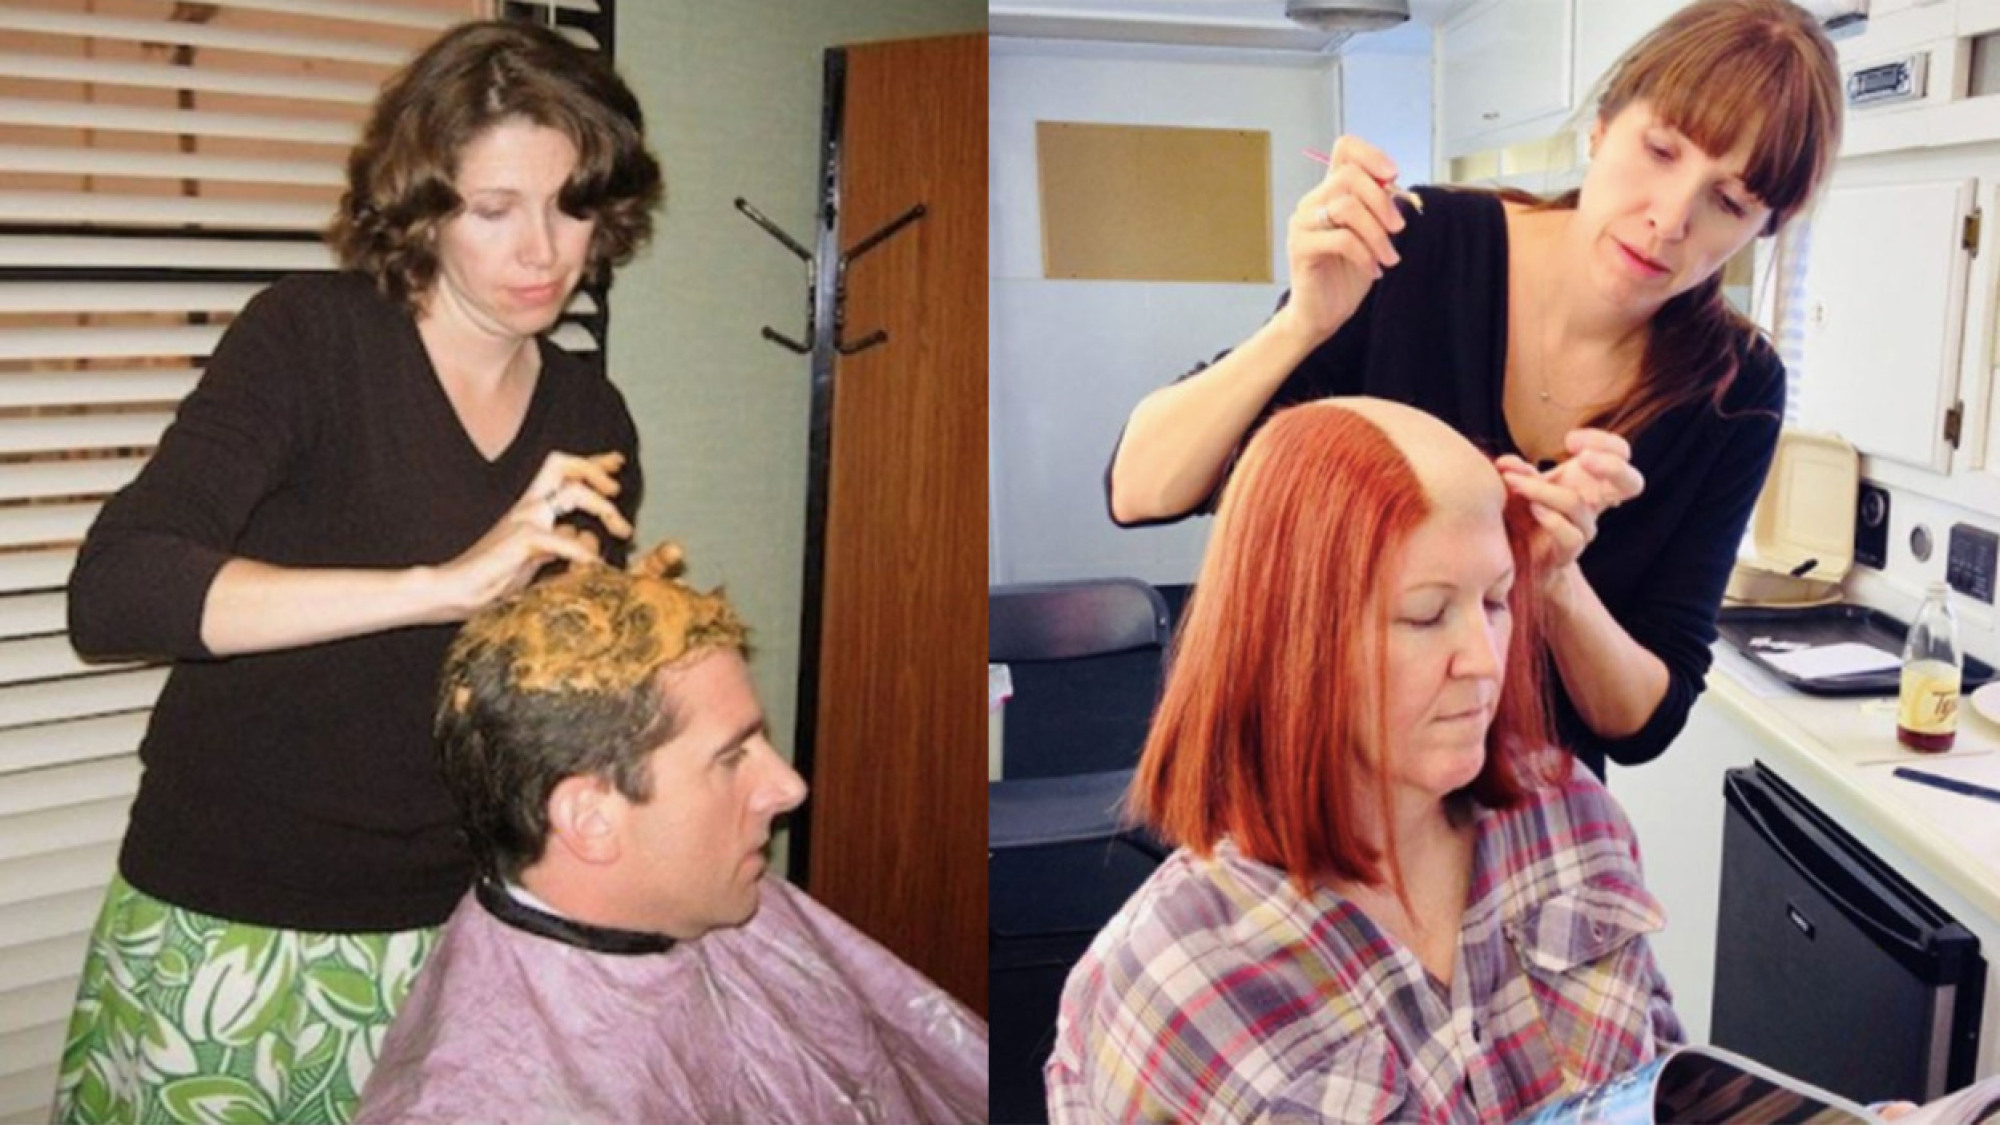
[0,2,609,1119]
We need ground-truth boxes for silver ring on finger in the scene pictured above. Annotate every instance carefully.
[1316,204,1337,231]
[544,490,563,522]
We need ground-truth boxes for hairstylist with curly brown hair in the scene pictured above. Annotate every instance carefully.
[54,20,661,1124]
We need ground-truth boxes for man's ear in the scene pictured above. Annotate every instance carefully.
[546,775,624,866]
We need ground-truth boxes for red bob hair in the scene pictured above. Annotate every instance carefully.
[1128,402,1566,894]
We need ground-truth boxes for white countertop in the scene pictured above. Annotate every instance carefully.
[1707,643,2000,925]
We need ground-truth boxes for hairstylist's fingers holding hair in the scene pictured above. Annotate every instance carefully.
[1280,135,1407,343]
[1560,429,1645,511]
[524,450,634,541]
[1495,458,1600,578]
[434,450,634,617]
[556,524,602,561]
[1494,430,1642,531]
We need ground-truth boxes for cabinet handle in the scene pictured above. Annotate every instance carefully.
[1482,111,1500,120]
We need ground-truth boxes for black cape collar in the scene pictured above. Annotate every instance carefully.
[474,877,677,956]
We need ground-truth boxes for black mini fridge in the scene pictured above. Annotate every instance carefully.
[1712,764,1985,1104]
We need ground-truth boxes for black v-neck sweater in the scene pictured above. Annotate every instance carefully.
[69,272,642,932]
[1110,187,1783,775]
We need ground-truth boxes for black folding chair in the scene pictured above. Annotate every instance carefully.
[988,578,1173,1125]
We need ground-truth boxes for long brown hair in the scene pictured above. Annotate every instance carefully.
[1128,402,1564,897]
[1539,0,1842,438]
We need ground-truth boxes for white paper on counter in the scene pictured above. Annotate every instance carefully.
[1761,641,1902,680]
[1712,644,1792,699]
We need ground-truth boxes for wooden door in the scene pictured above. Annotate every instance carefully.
[802,33,986,1017]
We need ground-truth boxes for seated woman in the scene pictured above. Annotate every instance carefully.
[1046,398,1681,1122]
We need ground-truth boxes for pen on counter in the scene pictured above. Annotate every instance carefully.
[1302,148,1424,214]
[1892,766,2000,805]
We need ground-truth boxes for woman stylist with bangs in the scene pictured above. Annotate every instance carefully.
[1108,0,1844,776]
[53,21,660,1124]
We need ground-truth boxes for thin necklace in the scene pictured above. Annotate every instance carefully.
[1528,279,1581,410]
[1529,268,1621,414]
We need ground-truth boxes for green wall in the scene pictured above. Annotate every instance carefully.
[608,3,984,872]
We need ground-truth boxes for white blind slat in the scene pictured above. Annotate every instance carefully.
[0,936,86,1004]
[0,979,78,1045]
[0,236,332,272]
[208,0,458,31]
[0,1062,59,1121]
[0,714,148,776]
[0,1022,64,1082]
[0,551,77,599]
[0,461,147,506]
[0,633,107,683]
[0,841,119,908]
[0,508,93,555]
[0,325,223,362]
[0,191,329,231]
[0,1061,59,1121]
[0,285,585,319]
[0,10,407,66]
[0,592,64,640]
[0,370,200,410]
[0,414,174,455]
[0,669,166,731]
[0,799,130,868]
[0,52,376,105]
[0,282,262,316]
[0,888,103,952]
[0,759,140,821]
[0,97,354,146]
[550,322,598,353]
[0,145,343,190]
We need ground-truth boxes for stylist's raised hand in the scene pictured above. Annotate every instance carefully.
[435,450,634,618]
[1277,135,1409,345]
[1495,429,1645,580]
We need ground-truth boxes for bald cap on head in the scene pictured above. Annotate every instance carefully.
[1324,397,1505,517]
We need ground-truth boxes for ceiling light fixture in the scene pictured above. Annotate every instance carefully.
[1283,0,1411,32]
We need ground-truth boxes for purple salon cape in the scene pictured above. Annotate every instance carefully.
[354,878,987,1124]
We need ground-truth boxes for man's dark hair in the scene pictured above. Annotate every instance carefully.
[435,558,745,882]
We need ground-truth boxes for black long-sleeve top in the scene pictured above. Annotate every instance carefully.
[1109,187,1782,775]
[69,272,642,932]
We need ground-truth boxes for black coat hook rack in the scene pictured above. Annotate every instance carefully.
[735,197,927,357]
[734,197,814,354]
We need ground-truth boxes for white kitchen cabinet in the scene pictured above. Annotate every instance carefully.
[1572,0,1687,109]
[1796,177,1977,474]
[1438,0,1573,158]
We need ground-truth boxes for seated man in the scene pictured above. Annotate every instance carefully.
[355,545,986,1125]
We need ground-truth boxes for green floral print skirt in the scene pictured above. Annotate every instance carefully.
[52,874,439,1125]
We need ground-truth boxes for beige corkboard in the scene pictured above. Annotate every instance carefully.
[1037,121,1272,283]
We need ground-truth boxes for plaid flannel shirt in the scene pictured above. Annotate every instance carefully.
[1045,770,1684,1124]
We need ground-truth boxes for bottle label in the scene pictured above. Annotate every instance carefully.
[1899,662,1961,735]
